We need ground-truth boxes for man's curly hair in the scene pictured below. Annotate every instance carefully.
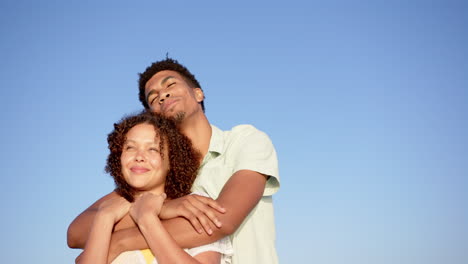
[105,111,201,202]
[138,57,205,112]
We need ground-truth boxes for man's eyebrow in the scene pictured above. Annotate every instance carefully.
[161,76,176,86]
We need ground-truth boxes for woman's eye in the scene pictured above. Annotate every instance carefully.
[149,148,159,152]
[125,146,134,150]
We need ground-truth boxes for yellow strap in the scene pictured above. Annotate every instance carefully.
[140,249,154,264]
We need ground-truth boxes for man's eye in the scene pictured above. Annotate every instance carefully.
[150,95,159,104]
[167,82,176,88]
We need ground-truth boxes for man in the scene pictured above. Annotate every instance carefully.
[67,58,280,263]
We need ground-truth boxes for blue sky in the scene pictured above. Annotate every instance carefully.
[0,0,467,263]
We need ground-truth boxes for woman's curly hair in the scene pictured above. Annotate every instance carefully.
[105,111,201,202]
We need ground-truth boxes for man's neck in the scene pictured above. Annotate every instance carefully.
[179,113,212,159]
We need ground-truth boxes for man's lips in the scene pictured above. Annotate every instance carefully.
[162,99,178,112]
[130,166,150,174]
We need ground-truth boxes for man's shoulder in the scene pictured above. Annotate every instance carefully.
[211,124,272,150]
[213,124,263,136]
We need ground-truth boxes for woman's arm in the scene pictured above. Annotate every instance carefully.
[140,214,221,264]
[131,193,221,264]
[77,212,114,264]
[77,196,131,264]
[67,191,119,249]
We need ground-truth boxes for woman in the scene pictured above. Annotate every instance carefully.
[78,111,233,264]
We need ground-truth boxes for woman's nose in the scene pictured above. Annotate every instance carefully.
[135,150,146,162]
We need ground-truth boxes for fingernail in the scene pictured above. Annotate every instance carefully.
[215,220,222,227]
[208,229,213,235]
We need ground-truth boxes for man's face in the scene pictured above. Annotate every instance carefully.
[144,70,204,120]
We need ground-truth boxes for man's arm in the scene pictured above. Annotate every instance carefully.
[209,169,268,236]
[69,170,266,261]
[109,169,266,252]
[67,190,224,250]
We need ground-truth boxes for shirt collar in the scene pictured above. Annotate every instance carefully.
[200,125,223,167]
[207,124,224,156]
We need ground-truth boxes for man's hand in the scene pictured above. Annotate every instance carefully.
[159,194,226,235]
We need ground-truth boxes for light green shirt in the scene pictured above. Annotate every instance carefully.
[192,124,280,264]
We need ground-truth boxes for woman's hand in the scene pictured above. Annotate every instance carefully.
[97,196,131,223]
[159,194,226,235]
[130,193,167,224]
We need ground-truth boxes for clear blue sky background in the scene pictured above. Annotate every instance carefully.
[0,0,467,263]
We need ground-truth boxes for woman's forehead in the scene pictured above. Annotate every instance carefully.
[125,123,162,143]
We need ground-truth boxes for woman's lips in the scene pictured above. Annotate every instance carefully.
[130,166,150,173]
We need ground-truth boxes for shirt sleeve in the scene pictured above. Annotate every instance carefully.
[186,191,234,263]
[229,125,280,196]
[185,236,234,264]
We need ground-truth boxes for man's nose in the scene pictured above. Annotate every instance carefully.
[159,93,171,104]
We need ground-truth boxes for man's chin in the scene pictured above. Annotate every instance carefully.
[174,112,185,123]
[162,111,185,123]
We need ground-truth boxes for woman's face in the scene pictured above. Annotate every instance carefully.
[120,123,169,194]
